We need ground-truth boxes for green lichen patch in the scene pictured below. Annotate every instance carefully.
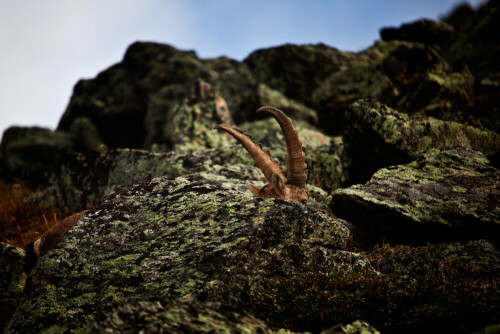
[306,136,348,193]
[40,115,343,217]
[7,177,348,333]
[330,148,499,247]
[253,240,499,333]
[90,298,275,333]
[258,83,319,125]
[344,97,500,183]
[164,100,232,154]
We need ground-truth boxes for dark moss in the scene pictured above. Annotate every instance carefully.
[7,177,348,333]
[91,298,274,333]
[253,240,499,333]
[0,243,26,332]
[0,126,74,184]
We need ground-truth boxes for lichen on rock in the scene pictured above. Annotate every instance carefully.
[7,176,349,333]
[90,297,276,334]
[330,147,499,247]
[344,98,500,183]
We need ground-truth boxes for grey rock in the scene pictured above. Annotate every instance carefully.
[7,177,349,333]
[329,148,500,247]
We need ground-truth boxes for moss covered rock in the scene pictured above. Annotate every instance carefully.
[330,148,499,247]
[442,0,500,134]
[0,243,26,332]
[380,18,454,46]
[161,100,232,153]
[253,240,499,333]
[90,298,276,334]
[7,177,349,333]
[39,113,344,217]
[90,297,379,334]
[244,43,349,107]
[0,126,74,183]
[344,98,500,183]
[312,40,475,134]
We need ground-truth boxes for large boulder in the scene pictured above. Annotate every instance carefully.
[442,0,500,81]
[244,43,350,107]
[379,1,500,133]
[344,98,500,183]
[253,240,499,333]
[0,126,75,183]
[312,41,475,134]
[37,109,344,216]
[380,19,454,46]
[330,148,500,247]
[6,177,349,333]
[443,0,500,134]
[57,42,205,149]
[91,298,276,334]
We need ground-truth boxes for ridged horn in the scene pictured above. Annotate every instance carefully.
[257,106,307,187]
[215,124,284,183]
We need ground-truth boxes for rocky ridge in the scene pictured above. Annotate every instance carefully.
[1,1,499,333]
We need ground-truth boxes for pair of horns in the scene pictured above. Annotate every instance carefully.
[216,106,307,187]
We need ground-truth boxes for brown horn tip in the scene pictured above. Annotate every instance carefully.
[215,124,284,184]
[256,107,307,187]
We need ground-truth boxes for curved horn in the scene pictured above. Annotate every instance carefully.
[257,106,307,187]
[215,124,284,183]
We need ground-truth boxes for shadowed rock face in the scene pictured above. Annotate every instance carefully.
[312,41,475,135]
[7,177,349,333]
[330,148,500,248]
[0,243,26,333]
[252,240,499,333]
[0,126,75,184]
[380,19,454,46]
[382,0,500,133]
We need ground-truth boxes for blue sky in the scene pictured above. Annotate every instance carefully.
[0,0,485,138]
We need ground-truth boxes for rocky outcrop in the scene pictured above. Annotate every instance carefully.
[35,99,344,217]
[344,98,500,183]
[0,127,75,184]
[382,0,500,133]
[330,148,499,247]
[2,1,500,332]
[90,298,277,334]
[312,40,475,134]
[6,177,349,333]
[253,240,499,333]
[244,43,350,108]
[380,19,454,46]
[53,42,324,153]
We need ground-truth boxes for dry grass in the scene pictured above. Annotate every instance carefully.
[0,180,58,248]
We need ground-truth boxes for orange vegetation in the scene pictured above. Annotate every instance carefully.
[0,180,57,248]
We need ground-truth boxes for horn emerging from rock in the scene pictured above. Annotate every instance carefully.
[216,107,309,205]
